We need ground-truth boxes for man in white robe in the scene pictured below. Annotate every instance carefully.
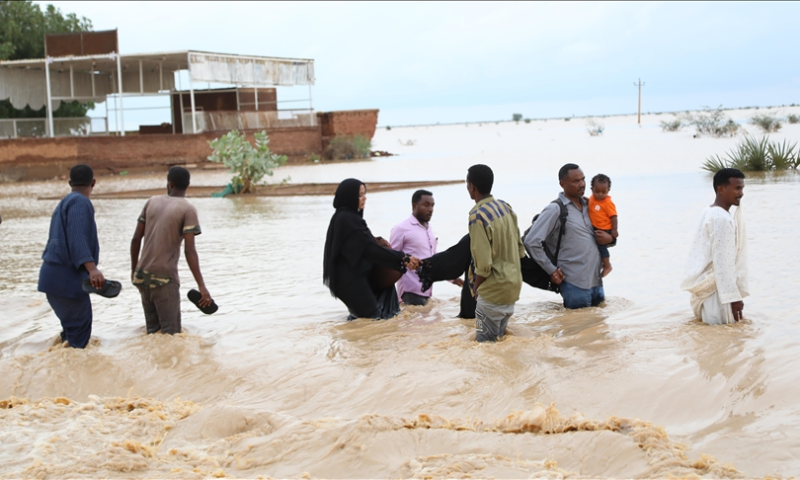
[681,168,749,325]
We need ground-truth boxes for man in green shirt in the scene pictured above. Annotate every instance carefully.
[466,164,526,342]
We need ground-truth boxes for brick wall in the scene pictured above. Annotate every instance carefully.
[0,127,321,181]
[317,109,380,150]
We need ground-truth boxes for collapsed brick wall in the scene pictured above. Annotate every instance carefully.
[317,109,380,151]
[0,127,321,181]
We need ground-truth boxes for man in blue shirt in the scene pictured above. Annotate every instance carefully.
[38,165,105,348]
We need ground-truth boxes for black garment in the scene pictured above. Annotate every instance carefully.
[416,234,476,318]
[323,178,407,319]
[416,234,555,319]
[402,292,429,306]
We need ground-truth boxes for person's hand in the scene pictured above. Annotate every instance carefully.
[452,278,464,288]
[611,229,619,239]
[595,230,613,245]
[549,267,564,285]
[198,286,213,308]
[88,266,105,289]
[375,236,391,248]
[405,256,421,270]
[731,301,744,322]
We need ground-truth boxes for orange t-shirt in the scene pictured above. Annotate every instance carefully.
[588,195,617,230]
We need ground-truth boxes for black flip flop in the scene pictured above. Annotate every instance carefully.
[187,289,218,314]
[81,279,122,298]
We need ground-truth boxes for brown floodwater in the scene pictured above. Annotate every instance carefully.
[2,112,800,478]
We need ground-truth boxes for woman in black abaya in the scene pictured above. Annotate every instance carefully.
[323,179,419,320]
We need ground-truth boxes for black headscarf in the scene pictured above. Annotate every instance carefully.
[323,179,375,296]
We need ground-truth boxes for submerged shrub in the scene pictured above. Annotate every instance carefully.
[787,114,798,124]
[685,105,739,137]
[325,135,372,160]
[586,119,604,136]
[512,113,523,122]
[768,139,797,170]
[750,113,782,133]
[660,117,682,132]
[701,136,798,173]
[207,130,287,194]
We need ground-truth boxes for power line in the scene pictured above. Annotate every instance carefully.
[634,78,645,126]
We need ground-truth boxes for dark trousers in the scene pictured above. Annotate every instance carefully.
[46,293,92,348]
[401,292,429,306]
[139,283,182,334]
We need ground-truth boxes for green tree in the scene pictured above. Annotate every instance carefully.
[0,1,93,118]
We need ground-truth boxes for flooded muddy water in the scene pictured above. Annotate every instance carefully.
[2,111,800,478]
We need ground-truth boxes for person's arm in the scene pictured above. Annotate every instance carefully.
[66,200,104,288]
[523,204,559,275]
[389,224,404,252]
[610,216,618,238]
[184,233,212,308]
[512,211,526,259]
[468,220,492,294]
[130,221,145,282]
[364,241,408,271]
[710,215,743,319]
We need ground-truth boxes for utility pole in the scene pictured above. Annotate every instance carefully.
[634,78,645,126]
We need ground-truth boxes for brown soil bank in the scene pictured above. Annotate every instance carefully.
[40,180,463,200]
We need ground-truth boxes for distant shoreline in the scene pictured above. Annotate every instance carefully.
[378,103,799,129]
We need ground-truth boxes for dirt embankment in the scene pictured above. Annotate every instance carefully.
[39,180,463,200]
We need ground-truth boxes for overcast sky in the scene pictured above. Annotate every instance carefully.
[40,1,800,126]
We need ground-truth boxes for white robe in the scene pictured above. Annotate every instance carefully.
[680,205,749,325]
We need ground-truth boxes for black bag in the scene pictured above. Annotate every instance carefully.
[521,200,568,292]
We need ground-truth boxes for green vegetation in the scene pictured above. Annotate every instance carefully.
[207,130,287,194]
[524,118,531,124]
[325,134,372,160]
[660,117,682,132]
[512,114,522,122]
[702,136,799,173]
[0,1,94,119]
[685,106,739,137]
[385,126,391,130]
[750,113,782,133]
[786,114,798,124]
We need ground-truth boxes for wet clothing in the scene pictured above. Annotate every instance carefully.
[390,214,439,302]
[133,195,201,288]
[134,195,201,334]
[401,292,429,306]
[681,206,749,325]
[475,296,514,342]
[525,192,603,293]
[46,293,92,348]
[324,179,408,320]
[468,196,525,305]
[38,192,99,349]
[38,192,99,299]
[140,282,182,334]
[559,281,605,309]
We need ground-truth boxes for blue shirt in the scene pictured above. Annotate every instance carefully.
[38,192,100,299]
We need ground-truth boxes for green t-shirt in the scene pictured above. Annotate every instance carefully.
[468,196,525,305]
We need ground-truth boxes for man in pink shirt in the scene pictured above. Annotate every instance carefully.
[390,190,462,305]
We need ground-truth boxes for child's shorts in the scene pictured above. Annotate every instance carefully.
[593,227,616,258]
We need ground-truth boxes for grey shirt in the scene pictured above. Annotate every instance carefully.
[523,192,603,290]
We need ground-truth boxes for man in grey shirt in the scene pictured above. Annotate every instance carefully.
[524,163,614,308]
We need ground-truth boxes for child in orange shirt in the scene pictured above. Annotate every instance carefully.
[588,174,618,278]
